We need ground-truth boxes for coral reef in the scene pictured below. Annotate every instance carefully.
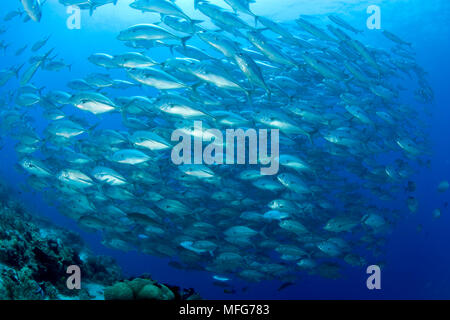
[104,276,201,300]
[0,182,121,300]
[0,180,200,300]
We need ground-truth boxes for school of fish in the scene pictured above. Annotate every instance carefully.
[0,0,436,286]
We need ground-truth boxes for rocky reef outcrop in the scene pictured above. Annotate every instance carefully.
[0,184,122,299]
[104,276,201,300]
[0,181,200,300]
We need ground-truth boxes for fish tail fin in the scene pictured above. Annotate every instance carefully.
[266,88,272,100]
[13,63,25,78]
[121,109,129,123]
[288,93,296,102]
[181,36,191,48]
[89,122,100,133]
[38,86,46,95]
[169,44,175,55]
[304,131,313,144]
[190,82,202,92]
[259,225,269,239]
[43,47,55,60]
[245,89,253,106]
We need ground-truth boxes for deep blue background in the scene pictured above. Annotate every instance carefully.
[0,0,449,299]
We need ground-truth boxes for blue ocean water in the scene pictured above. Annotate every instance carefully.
[0,0,449,299]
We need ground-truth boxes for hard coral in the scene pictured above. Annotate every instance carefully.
[0,180,122,299]
[104,278,199,300]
